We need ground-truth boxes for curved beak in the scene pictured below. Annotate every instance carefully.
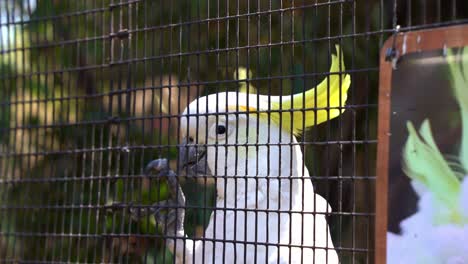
[178,137,211,176]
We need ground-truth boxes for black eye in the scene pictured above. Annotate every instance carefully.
[216,125,226,135]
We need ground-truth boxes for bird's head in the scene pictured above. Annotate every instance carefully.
[179,45,351,180]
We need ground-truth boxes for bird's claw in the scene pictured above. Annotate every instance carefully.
[144,158,171,177]
[128,200,180,233]
[110,159,186,236]
[137,158,186,235]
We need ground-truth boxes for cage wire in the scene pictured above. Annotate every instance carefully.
[0,0,467,263]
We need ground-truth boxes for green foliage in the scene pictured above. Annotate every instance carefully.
[447,47,468,173]
[403,120,462,223]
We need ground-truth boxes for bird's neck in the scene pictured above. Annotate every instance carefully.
[216,134,310,207]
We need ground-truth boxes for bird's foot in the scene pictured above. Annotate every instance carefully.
[128,200,182,235]
[142,159,186,235]
[106,159,186,236]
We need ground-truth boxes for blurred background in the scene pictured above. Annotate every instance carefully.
[0,0,467,263]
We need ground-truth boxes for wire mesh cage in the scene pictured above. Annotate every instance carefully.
[0,0,467,263]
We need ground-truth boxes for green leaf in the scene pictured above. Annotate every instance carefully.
[403,120,460,214]
[447,47,468,172]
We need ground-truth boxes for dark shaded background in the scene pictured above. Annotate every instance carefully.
[0,0,467,263]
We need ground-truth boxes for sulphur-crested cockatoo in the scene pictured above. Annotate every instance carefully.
[135,45,350,264]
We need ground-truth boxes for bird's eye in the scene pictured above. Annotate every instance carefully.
[216,125,226,135]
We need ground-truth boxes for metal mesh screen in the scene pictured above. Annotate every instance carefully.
[0,0,467,263]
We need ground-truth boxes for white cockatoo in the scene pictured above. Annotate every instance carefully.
[139,45,350,264]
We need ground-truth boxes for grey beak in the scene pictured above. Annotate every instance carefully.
[179,137,211,176]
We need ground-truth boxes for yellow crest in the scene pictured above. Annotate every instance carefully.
[236,45,351,135]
